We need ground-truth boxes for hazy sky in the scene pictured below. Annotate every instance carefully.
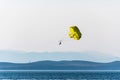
[0,0,120,62]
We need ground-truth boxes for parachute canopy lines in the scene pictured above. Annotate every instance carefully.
[59,26,82,45]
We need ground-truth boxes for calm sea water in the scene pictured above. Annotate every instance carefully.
[0,70,120,80]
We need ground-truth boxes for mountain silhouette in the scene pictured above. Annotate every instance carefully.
[0,60,120,70]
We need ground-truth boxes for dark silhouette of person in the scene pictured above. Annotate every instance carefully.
[59,41,62,45]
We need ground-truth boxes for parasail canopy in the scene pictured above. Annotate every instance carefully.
[68,26,82,40]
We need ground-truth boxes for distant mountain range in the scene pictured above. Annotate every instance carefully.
[0,60,120,70]
[0,50,118,63]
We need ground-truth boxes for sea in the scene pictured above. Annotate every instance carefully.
[0,70,120,80]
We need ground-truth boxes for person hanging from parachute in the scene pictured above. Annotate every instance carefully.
[59,40,62,45]
[59,26,82,45]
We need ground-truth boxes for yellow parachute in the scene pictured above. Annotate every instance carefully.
[68,26,82,40]
[59,26,82,45]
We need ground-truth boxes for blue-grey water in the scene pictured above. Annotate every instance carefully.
[0,70,120,80]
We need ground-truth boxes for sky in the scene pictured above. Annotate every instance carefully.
[0,0,120,63]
